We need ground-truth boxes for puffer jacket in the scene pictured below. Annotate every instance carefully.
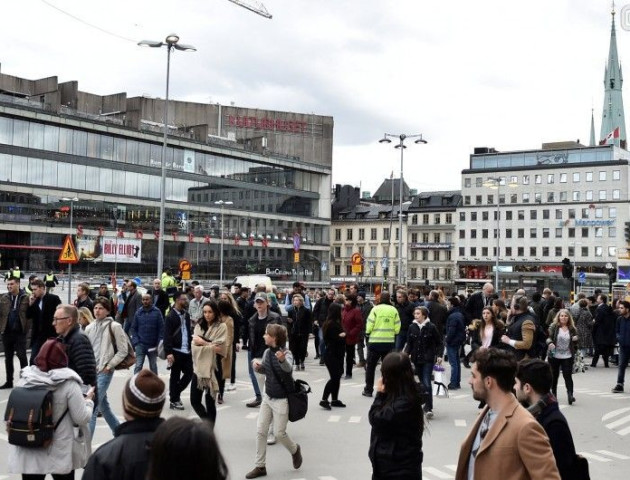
[445,306,466,346]
[8,366,93,475]
[130,306,164,349]
[259,346,294,399]
[85,317,130,371]
[58,324,97,386]
[82,417,164,480]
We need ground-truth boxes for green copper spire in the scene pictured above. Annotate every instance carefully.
[590,108,596,146]
[600,4,627,148]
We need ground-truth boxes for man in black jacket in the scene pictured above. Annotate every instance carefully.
[55,304,97,387]
[591,294,617,368]
[164,291,193,410]
[82,369,166,480]
[394,290,415,352]
[515,359,580,480]
[151,278,170,318]
[312,288,335,363]
[464,283,494,323]
[26,278,61,363]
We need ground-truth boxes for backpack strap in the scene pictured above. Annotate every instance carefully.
[55,408,69,430]
[107,321,119,354]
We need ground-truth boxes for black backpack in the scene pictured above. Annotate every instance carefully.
[4,387,67,448]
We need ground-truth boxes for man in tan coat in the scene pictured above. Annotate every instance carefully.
[455,348,560,480]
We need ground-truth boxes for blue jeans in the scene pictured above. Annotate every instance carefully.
[248,349,262,398]
[416,362,434,411]
[395,330,408,352]
[90,371,120,436]
[617,346,630,386]
[446,345,461,387]
[134,344,158,374]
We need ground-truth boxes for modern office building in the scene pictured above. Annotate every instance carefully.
[0,71,332,283]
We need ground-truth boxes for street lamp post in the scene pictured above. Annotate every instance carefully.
[379,133,427,287]
[61,196,78,304]
[214,200,233,286]
[139,34,196,278]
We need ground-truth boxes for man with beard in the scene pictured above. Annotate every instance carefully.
[26,278,61,363]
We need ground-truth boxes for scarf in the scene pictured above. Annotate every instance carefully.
[191,322,227,396]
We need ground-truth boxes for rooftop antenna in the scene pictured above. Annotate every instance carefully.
[227,0,272,18]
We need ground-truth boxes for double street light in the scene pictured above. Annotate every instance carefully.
[214,200,233,287]
[138,34,196,277]
[61,196,78,304]
[379,133,427,286]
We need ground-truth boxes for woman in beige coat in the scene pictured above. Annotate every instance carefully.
[217,299,235,404]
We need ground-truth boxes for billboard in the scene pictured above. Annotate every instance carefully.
[77,236,142,263]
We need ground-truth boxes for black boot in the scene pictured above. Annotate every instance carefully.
[568,391,575,405]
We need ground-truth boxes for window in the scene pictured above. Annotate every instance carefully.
[510,176,518,184]
[411,215,418,225]
[482,229,489,239]
[482,211,489,221]
[470,247,477,256]
[610,207,617,218]
[411,233,418,243]
[334,229,341,241]
[595,227,603,238]
[510,193,517,203]
[422,214,429,225]
[535,193,542,203]
[530,247,537,256]
[542,247,549,257]
[499,194,505,205]
[560,191,567,202]
[410,268,417,279]
[586,171,593,182]
[506,211,513,220]
[459,247,465,257]
[459,230,465,239]
[523,175,530,185]
[613,170,621,180]
[395,228,400,241]
[595,246,603,257]
[346,229,353,241]
[535,174,542,184]
[518,246,524,256]
[599,171,607,181]
[383,228,390,240]
[595,208,603,218]
[422,233,429,242]
[569,209,576,219]
[547,192,555,202]
[613,189,620,200]
[572,191,580,201]
[434,214,441,224]
[530,210,537,220]
[555,209,562,219]
[547,174,554,184]
[573,172,580,182]
[542,210,550,220]
[568,246,575,257]
[523,193,530,203]
[481,247,488,256]
[476,177,483,187]
[445,250,452,261]
[358,228,365,241]
[586,190,593,201]
[422,251,429,261]
[433,251,440,261]
[464,196,471,205]
[555,228,562,238]
[609,246,617,256]
[346,265,352,276]
[464,178,471,188]
[505,247,512,257]
[334,265,341,276]
[555,246,562,256]
[582,246,589,257]
[599,190,607,200]
[446,213,452,224]
[471,212,477,221]
[370,246,377,257]
[518,228,525,238]
[371,228,377,240]
[530,228,537,238]
[476,195,482,205]
[345,246,353,257]
[543,228,550,238]
[421,268,429,278]
[581,228,588,238]
[506,229,512,238]
[459,212,466,221]
[334,246,341,258]
[518,210,525,220]
[568,228,575,238]
[471,230,477,239]
[487,194,494,205]
[560,173,567,183]
[434,233,441,243]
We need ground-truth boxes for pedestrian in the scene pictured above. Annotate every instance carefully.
[122,279,142,335]
[404,306,443,419]
[312,288,335,364]
[0,276,29,389]
[163,291,193,411]
[74,283,94,314]
[320,302,347,409]
[573,299,594,358]
[151,278,170,318]
[85,296,128,435]
[246,324,303,479]
[287,294,312,370]
[190,301,227,424]
[394,290,415,352]
[591,294,617,368]
[82,369,166,480]
[26,278,62,364]
[469,307,505,353]
[515,359,581,480]
[445,296,466,390]
[369,351,424,480]
[612,300,630,393]
[130,293,164,374]
[78,307,94,330]
[362,292,400,397]
[55,304,97,389]
[425,290,448,340]
[245,292,282,409]
[8,339,95,479]
[342,294,363,379]
[455,348,560,480]
[500,295,536,360]
[464,283,494,324]
[546,309,578,404]
[146,417,228,480]
[356,291,372,367]
[217,299,236,403]
[188,285,209,326]
[44,270,59,294]
[285,281,312,311]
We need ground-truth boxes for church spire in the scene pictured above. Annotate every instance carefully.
[599,4,627,148]
[590,108,596,146]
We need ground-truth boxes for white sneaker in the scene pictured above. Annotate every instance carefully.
[267,433,277,445]
[226,383,236,391]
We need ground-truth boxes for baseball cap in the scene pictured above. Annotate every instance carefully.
[210,284,220,290]
[254,292,268,302]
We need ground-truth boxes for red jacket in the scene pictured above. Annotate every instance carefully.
[342,306,363,345]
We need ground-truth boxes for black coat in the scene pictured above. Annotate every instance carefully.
[164,308,192,355]
[287,306,312,337]
[395,301,415,333]
[425,300,448,337]
[593,303,617,346]
[82,417,164,480]
[537,402,578,480]
[27,293,62,343]
[404,321,443,365]
[58,324,97,386]
[369,392,423,479]
[151,289,170,317]
[464,291,489,323]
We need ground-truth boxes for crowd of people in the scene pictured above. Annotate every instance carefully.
[2,270,630,479]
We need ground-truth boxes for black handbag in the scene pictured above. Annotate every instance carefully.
[268,350,311,422]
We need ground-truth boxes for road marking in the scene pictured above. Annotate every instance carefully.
[318,477,338,480]
[449,394,470,400]
[454,419,467,427]
[311,378,326,383]
[422,466,454,479]
[0,399,7,404]
[246,412,258,419]
[617,425,630,436]
[596,450,630,460]
[217,405,232,412]
[602,407,630,421]
[348,416,361,423]
[328,415,341,422]
[579,452,612,462]
[606,415,630,429]
[444,465,457,472]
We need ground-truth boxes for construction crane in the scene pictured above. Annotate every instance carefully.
[227,0,272,19]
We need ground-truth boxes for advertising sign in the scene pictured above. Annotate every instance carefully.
[77,236,142,263]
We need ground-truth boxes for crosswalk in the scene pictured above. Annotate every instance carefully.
[602,407,630,436]
[574,387,627,399]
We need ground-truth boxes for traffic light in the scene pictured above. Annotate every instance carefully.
[625,222,630,242]
[608,268,617,283]
[561,258,573,279]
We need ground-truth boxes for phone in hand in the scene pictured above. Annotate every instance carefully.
[80,384,92,396]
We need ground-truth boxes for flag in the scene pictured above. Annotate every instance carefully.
[600,127,620,145]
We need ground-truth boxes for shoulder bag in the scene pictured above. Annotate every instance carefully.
[108,322,136,370]
[268,350,311,422]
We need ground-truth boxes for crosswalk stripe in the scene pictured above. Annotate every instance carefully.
[579,452,612,462]
[454,419,467,427]
[328,415,341,423]
[596,450,630,460]
[217,405,232,412]
[444,465,457,472]
[450,394,469,400]
[311,378,326,383]
[246,412,258,419]
[616,425,630,436]
[605,415,630,429]
[348,416,361,423]
[602,407,630,421]
[422,466,454,479]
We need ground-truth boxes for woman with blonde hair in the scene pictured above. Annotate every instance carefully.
[78,306,94,330]
[547,308,579,405]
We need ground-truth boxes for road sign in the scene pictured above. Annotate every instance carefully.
[293,234,301,252]
[321,261,328,272]
[351,252,363,265]
[294,252,300,263]
[58,235,79,264]
[179,259,192,280]
[578,272,586,283]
